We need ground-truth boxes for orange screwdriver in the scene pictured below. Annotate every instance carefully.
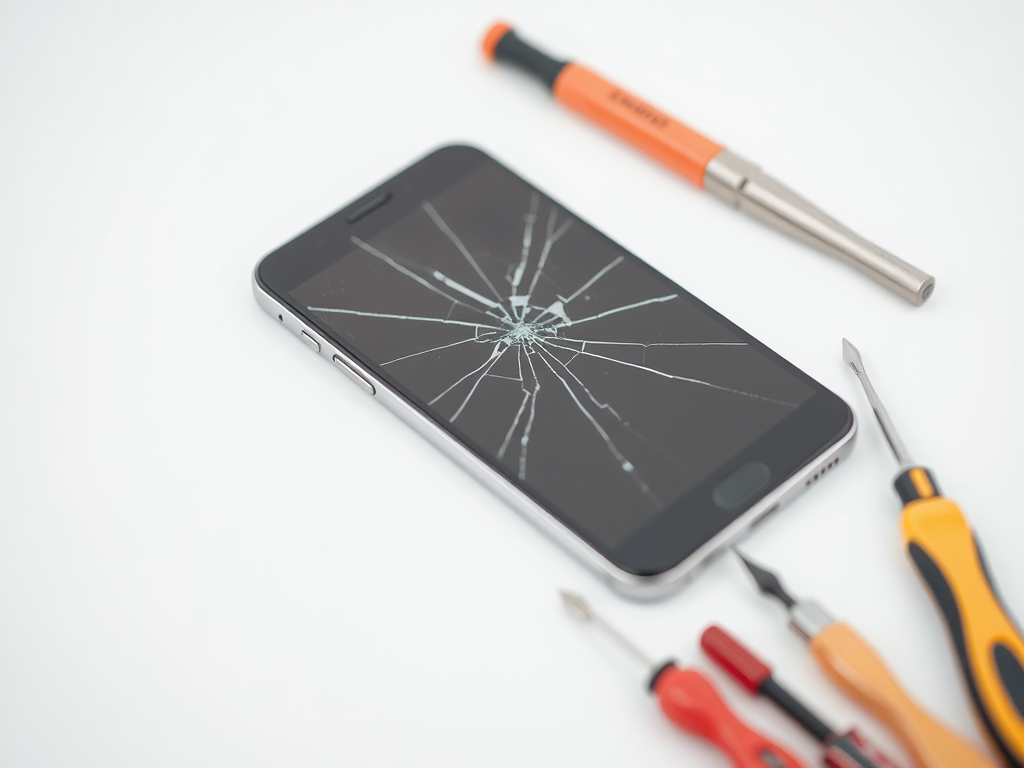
[560,591,807,767]
[482,23,935,305]
[737,552,996,768]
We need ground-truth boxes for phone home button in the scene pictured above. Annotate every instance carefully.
[712,462,771,511]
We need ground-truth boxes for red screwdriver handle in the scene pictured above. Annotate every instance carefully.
[654,665,808,768]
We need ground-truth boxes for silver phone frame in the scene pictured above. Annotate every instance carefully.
[253,268,856,600]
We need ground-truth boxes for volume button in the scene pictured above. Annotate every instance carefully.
[300,330,320,353]
[333,354,376,396]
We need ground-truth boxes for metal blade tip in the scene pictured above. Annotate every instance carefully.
[733,549,796,608]
[560,590,592,622]
[734,548,768,584]
[842,338,864,374]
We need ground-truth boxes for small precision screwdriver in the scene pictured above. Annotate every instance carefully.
[843,339,1024,766]
[736,552,996,768]
[481,23,935,305]
[559,591,807,768]
[702,625,903,768]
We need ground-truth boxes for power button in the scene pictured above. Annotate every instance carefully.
[333,354,375,396]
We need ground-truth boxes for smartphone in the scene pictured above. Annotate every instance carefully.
[253,145,855,598]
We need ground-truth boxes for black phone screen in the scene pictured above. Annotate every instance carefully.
[266,147,838,563]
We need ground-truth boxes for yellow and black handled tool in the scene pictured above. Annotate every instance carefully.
[844,338,1024,767]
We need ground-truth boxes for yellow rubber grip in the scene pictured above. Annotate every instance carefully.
[809,622,995,768]
[902,496,1024,766]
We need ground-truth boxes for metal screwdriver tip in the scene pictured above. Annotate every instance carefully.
[842,337,864,377]
[735,550,797,609]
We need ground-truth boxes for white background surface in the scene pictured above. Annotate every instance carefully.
[2,2,1023,765]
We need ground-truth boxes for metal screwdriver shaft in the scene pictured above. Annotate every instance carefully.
[560,591,655,671]
[841,338,913,468]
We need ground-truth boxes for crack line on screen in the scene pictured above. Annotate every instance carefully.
[308,196,797,509]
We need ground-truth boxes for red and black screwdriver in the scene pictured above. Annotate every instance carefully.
[560,591,807,767]
[701,625,904,768]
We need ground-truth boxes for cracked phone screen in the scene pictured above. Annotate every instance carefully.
[290,162,815,549]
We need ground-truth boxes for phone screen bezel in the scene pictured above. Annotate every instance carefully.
[256,145,853,577]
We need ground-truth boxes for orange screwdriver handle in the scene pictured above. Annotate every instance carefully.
[895,470,1024,767]
[653,665,808,768]
[552,64,725,187]
[483,23,725,187]
[809,621,995,768]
